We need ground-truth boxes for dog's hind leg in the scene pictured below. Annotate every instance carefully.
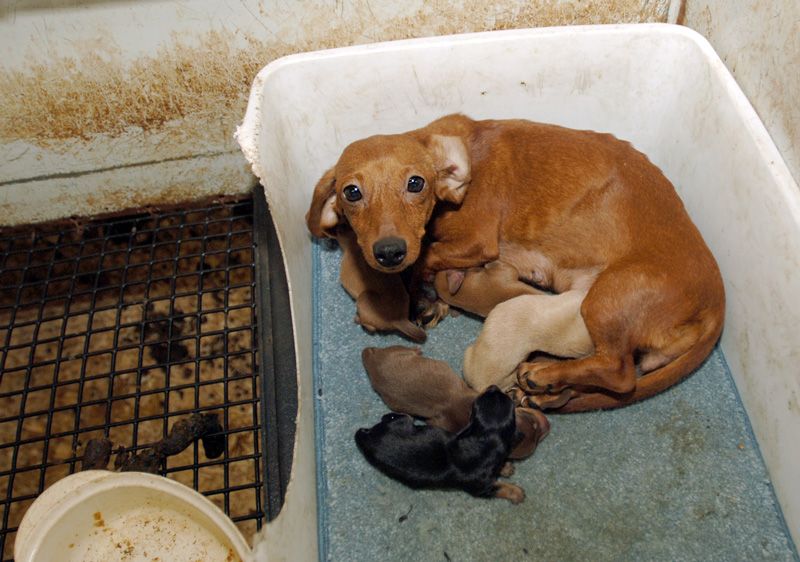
[518,263,700,407]
[519,352,636,396]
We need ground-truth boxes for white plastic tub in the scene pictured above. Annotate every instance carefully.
[237,23,800,559]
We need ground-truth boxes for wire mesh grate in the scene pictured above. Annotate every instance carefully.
[0,196,267,559]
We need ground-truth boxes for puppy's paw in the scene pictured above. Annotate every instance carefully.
[494,482,526,504]
[414,299,450,329]
[499,462,515,478]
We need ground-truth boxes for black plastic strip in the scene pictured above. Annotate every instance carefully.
[253,185,297,521]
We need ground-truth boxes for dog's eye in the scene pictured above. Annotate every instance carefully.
[342,184,362,202]
[407,176,425,193]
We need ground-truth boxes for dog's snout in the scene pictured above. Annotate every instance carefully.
[373,237,407,267]
[356,427,371,437]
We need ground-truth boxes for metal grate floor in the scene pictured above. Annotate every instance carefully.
[0,194,288,559]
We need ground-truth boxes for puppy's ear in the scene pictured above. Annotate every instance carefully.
[470,387,516,432]
[306,167,340,238]
[452,390,516,466]
[427,135,471,205]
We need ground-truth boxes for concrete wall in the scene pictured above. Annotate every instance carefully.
[680,0,800,185]
[1,1,796,213]
[0,0,670,225]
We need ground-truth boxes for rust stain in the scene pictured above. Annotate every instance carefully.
[683,0,799,183]
[676,0,687,26]
[0,1,667,147]
[0,30,273,144]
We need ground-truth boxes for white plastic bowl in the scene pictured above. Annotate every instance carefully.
[15,470,251,562]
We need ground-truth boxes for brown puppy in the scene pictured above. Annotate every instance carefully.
[362,346,549,460]
[308,114,725,411]
[336,229,425,342]
[432,260,540,318]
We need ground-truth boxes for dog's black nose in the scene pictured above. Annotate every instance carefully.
[356,428,371,437]
[373,237,407,267]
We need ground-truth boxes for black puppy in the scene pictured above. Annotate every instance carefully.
[354,386,525,503]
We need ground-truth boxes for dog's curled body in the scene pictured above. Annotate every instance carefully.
[355,387,525,503]
[308,114,726,411]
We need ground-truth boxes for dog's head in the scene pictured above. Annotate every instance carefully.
[354,412,449,486]
[460,386,517,441]
[307,130,471,273]
[355,412,417,452]
[445,386,517,473]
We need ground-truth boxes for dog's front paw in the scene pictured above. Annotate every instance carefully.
[516,361,551,394]
[517,362,578,410]
[517,361,570,394]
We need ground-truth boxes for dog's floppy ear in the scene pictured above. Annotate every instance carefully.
[427,135,471,205]
[450,387,515,467]
[306,167,340,238]
[468,387,516,432]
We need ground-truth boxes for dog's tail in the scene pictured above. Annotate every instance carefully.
[556,312,724,413]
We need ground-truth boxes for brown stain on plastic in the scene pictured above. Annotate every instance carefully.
[93,511,106,527]
[683,0,799,182]
[0,1,667,146]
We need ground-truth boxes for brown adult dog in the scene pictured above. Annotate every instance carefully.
[308,114,725,411]
[362,346,549,460]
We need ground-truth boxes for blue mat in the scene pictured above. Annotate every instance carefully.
[312,242,798,562]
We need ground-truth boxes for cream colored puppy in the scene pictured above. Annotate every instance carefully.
[464,290,594,391]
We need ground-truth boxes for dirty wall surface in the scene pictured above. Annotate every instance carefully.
[0,0,668,223]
